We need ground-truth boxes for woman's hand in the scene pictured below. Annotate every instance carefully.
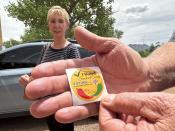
[19,74,30,87]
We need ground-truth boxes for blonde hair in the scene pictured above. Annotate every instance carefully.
[47,6,70,24]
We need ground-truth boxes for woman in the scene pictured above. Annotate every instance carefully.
[19,6,80,131]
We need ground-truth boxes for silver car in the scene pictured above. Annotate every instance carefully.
[0,40,94,118]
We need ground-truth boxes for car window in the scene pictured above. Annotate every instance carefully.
[0,45,42,70]
[78,47,95,58]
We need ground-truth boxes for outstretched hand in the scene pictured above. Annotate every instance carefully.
[25,26,150,123]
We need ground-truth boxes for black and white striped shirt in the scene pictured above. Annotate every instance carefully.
[40,42,80,63]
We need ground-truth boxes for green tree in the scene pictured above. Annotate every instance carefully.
[139,49,150,57]
[139,42,161,57]
[6,0,123,42]
[149,42,161,52]
[3,39,21,48]
[114,29,123,39]
[20,27,51,42]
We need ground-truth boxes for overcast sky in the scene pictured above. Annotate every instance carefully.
[1,0,175,45]
[1,0,25,42]
[113,0,175,45]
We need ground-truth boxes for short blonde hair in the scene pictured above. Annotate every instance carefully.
[47,6,70,24]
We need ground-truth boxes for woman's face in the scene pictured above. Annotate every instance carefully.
[48,13,69,37]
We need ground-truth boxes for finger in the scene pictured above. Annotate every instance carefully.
[19,75,30,87]
[116,114,138,124]
[99,102,125,131]
[29,76,34,82]
[103,93,169,123]
[30,91,72,118]
[22,74,30,80]
[30,92,99,122]
[74,26,119,53]
[19,78,27,87]
[31,57,95,79]
[25,75,69,100]
[55,103,99,123]
[125,115,139,124]
[101,93,145,116]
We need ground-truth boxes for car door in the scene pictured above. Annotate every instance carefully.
[0,45,42,117]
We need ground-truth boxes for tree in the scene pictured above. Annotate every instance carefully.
[114,29,123,39]
[3,39,21,48]
[6,0,123,42]
[139,42,161,57]
[149,42,161,52]
[139,49,150,57]
[20,27,51,42]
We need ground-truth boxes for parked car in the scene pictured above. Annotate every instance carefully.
[0,40,94,119]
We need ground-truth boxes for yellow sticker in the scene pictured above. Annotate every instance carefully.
[66,67,108,105]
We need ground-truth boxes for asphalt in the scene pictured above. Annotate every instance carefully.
[0,116,99,131]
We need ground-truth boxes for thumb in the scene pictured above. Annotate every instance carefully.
[101,93,145,116]
[101,93,165,122]
[74,26,118,53]
[100,93,167,131]
[99,101,126,131]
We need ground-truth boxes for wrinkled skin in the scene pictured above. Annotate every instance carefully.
[25,26,151,123]
[99,93,175,131]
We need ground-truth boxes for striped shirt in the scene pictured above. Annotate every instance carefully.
[38,42,79,130]
[40,42,80,63]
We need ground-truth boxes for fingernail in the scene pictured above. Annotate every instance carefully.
[102,94,115,105]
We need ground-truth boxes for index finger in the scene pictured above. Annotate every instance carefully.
[31,56,95,79]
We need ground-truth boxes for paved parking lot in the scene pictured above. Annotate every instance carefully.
[0,116,99,131]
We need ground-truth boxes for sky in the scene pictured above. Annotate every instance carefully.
[1,0,25,42]
[1,0,175,45]
[113,0,175,45]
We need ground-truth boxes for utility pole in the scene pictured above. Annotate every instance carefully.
[0,16,3,50]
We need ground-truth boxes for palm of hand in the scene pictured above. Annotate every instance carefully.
[93,42,149,93]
